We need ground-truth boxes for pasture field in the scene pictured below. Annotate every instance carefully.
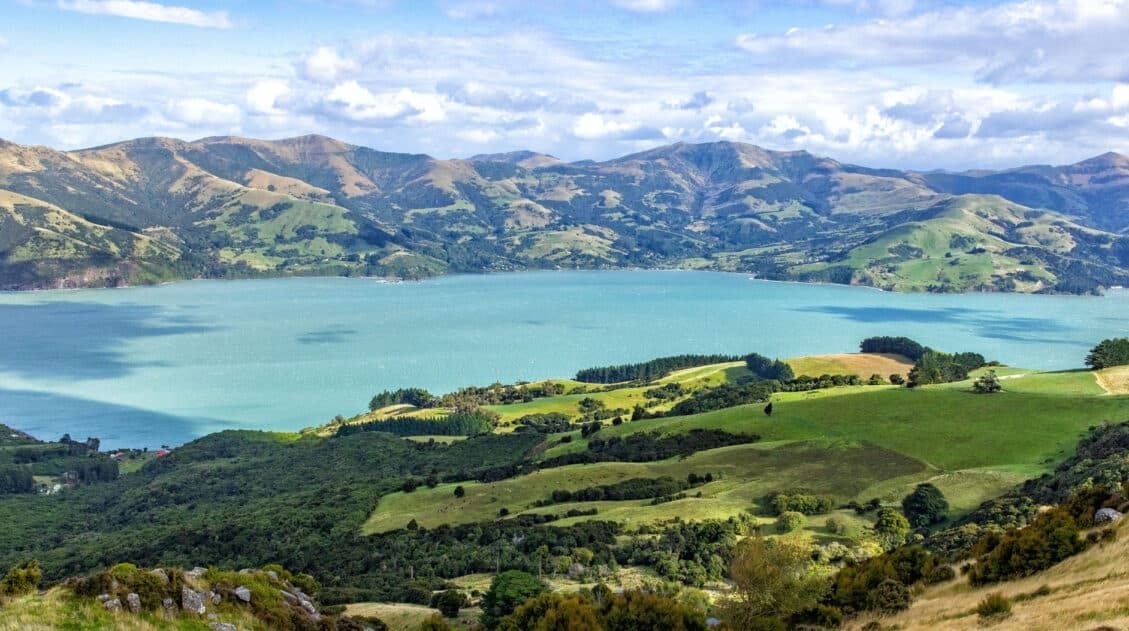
[365,366,1129,537]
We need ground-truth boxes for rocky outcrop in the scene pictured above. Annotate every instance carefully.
[182,586,207,615]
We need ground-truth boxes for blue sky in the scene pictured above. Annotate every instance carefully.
[1,0,1127,168]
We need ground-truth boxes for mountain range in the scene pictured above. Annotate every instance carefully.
[2,134,1129,293]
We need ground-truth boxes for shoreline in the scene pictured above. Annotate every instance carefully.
[1,266,1122,298]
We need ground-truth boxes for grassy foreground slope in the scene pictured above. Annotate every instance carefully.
[848,518,1129,630]
[365,367,1129,534]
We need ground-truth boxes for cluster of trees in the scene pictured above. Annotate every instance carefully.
[766,492,835,516]
[492,582,708,630]
[619,516,749,586]
[859,336,928,360]
[643,382,685,400]
[902,483,949,529]
[829,545,948,615]
[583,429,757,464]
[574,354,741,384]
[511,413,571,434]
[368,381,568,413]
[336,410,498,437]
[0,465,34,495]
[907,350,987,387]
[744,353,795,381]
[1086,337,1129,369]
[537,475,710,506]
[967,506,1086,585]
[667,382,776,416]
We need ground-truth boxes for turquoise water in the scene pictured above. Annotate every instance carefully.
[0,271,1126,449]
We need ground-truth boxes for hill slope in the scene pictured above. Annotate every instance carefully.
[3,136,1129,292]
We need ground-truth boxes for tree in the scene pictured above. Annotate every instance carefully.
[602,590,708,631]
[719,537,826,630]
[481,570,547,628]
[763,402,773,416]
[859,336,927,361]
[497,593,602,631]
[972,370,1002,394]
[874,508,911,549]
[432,589,467,618]
[902,483,949,529]
[453,485,465,498]
[1086,338,1129,370]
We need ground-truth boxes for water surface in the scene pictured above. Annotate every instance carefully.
[1,271,1125,449]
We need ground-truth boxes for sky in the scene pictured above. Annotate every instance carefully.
[1,0,1129,169]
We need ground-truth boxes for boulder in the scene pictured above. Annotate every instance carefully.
[266,570,279,581]
[96,593,111,603]
[182,586,207,615]
[234,586,252,603]
[208,590,222,604]
[1095,508,1123,524]
[299,598,318,615]
[150,568,170,584]
[209,624,238,631]
[280,590,298,602]
[103,597,122,613]
[186,567,208,580]
[126,592,142,613]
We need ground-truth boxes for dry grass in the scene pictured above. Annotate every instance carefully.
[1095,366,1129,395]
[344,602,479,631]
[786,353,913,379]
[848,521,1129,630]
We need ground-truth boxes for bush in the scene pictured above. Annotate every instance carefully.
[927,565,956,584]
[776,511,805,532]
[432,589,466,618]
[769,492,835,516]
[968,507,1085,585]
[0,560,41,595]
[975,593,1012,619]
[825,516,848,535]
[869,579,911,613]
[972,370,1003,394]
[481,571,547,629]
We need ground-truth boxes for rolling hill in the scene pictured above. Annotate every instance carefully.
[2,135,1129,292]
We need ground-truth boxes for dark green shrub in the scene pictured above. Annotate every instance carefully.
[0,560,41,595]
[975,593,1012,619]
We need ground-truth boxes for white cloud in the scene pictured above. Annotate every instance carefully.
[165,97,241,125]
[301,47,358,83]
[735,0,1129,84]
[442,1,514,19]
[56,0,232,29]
[458,128,500,143]
[246,80,291,115]
[320,81,446,125]
[572,112,663,140]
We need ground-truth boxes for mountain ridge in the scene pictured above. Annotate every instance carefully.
[2,134,1129,292]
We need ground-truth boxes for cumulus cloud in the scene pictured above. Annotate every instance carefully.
[664,91,714,111]
[301,47,357,83]
[246,80,291,116]
[0,86,147,124]
[573,112,664,140]
[736,0,1129,84]
[165,98,241,125]
[56,0,232,28]
[317,81,445,125]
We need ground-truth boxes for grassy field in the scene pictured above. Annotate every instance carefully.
[344,602,479,631]
[365,367,1129,537]
[363,438,925,534]
[786,353,912,379]
[1095,365,1129,395]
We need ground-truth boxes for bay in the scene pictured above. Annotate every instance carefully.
[0,270,1126,449]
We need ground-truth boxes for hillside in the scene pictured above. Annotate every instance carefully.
[2,136,1129,292]
[1,342,1129,628]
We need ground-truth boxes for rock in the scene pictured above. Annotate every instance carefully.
[182,586,207,615]
[126,592,141,613]
[1095,508,1123,524]
[567,562,586,579]
[234,586,252,603]
[186,566,208,580]
[280,590,298,602]
[103,597,122,613]
[208,590,222,604]
[299,598,317,616]
[162,597,178,619]
[266,570,279,581]
[150,568,170,584]
[96,593,112,603]
[209,623,237,631]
